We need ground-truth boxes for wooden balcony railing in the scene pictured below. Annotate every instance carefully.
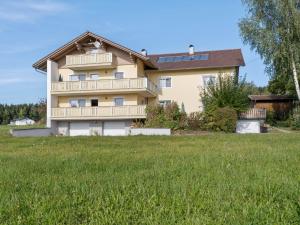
[66,53,116,68]
[51,78,158,95]
[239,108,267,120]
[51,105,147,119]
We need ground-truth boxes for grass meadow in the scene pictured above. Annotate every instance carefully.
[0,125,300,224]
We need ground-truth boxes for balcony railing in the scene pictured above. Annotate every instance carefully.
[51,78,158,95]
[239,108,267,120]
[66,53,116,69]
[51,105,147,119]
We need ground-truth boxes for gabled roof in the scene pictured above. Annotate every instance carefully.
[33,31,245,72]
[148,49,245,71]
[33,31,156,71]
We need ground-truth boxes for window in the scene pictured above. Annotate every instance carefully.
[203,76,216,87]
[159,100,171,107]
[114,72,124,79]
[70,99,78,107]
[91,99,98,107]
[160,77,171,88]
[90,74,99,80]
[78,99,86,107]
[69,99,86,107]
[114,97,124,106]
[70,74,86,81]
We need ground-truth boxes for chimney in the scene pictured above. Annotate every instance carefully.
[141,49,147,56]
[189,44,194,55]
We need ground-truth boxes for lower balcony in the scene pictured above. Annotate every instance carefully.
[51,78,158,97]
[51,105,146,120]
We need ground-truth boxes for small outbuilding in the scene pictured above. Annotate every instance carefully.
[10,118,35,126]
[249,95,296,119]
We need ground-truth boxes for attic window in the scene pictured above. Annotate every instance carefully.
[157,54,209,63]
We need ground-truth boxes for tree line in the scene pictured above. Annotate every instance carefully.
[0,99,46,125]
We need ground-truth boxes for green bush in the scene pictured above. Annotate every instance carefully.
[145,102,187,130]
[187,112,205,130]
[207,107,238,133]
[290,106,300,130]
[291,116,300,130]
[163,102,182,130]
[266,111,277,126]
[201,75,250,113]
[145,104,165,128]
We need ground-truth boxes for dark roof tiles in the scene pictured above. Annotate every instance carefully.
[148,49,245,71]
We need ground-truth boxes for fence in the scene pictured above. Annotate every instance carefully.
[239,108,267,120]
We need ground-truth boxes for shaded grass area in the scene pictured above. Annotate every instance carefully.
[0,126,300,224]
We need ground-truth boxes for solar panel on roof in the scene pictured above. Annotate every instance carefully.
[157,54,209,63]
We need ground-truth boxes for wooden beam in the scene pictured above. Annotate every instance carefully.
[75,42,83,52]
[129,52,137,63]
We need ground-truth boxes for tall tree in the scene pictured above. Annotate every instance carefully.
[239,0,300,99]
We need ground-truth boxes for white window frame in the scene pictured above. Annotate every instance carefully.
[203,75,216,87]
[159,100,171,107]
[69,74,86,81]
[90,73,100,80]
[69,99,86,108]
[114,97,124,106]
[159,76,172,88]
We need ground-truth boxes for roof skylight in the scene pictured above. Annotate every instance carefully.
[157,54,209,63]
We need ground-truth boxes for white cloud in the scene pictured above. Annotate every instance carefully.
[27,1,68,12]
[0,78,26,85]
[0,0,70,22]
[0,69,44,85]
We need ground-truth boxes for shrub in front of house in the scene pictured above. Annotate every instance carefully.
[204,107,238,133]
[187,112,206,130]
[145,104,165,128]
[163,102,186,130]
[201,75,250,113]
[266,111,277,126]
[145,102,187,130]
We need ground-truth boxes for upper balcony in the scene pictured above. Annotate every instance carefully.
[65,53,117,70]
[51,78,158,97]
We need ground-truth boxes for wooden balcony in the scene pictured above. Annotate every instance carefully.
[65,53,116,70]
[51,105,146,120]
[51,78,158,97]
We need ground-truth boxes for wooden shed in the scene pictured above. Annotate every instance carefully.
[249,95,296,119]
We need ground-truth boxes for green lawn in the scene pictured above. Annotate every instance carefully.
[0,126,300,224]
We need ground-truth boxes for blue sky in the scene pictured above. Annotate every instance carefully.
[0,0,267,104]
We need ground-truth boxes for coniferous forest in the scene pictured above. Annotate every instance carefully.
[0,99,46,125]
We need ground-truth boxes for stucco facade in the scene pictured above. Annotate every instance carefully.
[33,31,244,136]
